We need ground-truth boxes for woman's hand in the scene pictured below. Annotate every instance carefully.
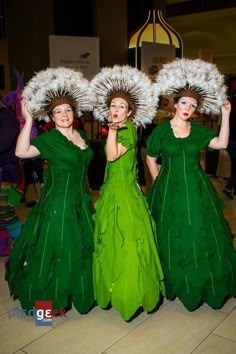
[15,100,40,159]
[221,99,231,116]
[21,100,33,124]
[108,121,126,130]
[208,98,231,150]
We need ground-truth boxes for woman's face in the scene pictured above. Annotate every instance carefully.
[109,97,132,122]
[51,103,74,128]
[175,96,198,120]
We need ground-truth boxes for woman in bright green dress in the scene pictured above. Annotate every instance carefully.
[146,58,236,311]
[5,67,95,315]
[91,65,165,321]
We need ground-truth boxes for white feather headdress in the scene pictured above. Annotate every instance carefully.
[22,67,96,120]
[154,58,227,113]
[90,65,158,127]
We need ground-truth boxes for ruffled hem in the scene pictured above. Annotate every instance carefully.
[5,191,94,313]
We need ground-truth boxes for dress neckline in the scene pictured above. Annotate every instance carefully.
[169,120,192,140]
[53,128,88,150]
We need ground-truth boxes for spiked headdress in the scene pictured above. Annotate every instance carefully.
[22,67,96,120]
[90,65,159,127]
[154,58,227,113]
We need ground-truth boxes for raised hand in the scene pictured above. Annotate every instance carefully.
[21,100,33,124]
[221,99,231,115]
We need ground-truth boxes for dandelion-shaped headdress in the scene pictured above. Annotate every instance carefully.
[22,67,96,120]
[154,58,227,113]
[90,65,159,127]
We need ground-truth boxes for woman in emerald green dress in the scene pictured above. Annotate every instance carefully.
[90,65,165,321]
[5,67,96,315]
[146,58,236,311]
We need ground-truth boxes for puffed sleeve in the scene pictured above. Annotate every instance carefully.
[146,126,162,157]
[117,122,136,150]
[196,125,217,150]
[31,132,55,160]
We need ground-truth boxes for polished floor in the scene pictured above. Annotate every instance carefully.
[0,177,236,354]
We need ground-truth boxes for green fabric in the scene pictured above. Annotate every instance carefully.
[146,120,236,310]
[6,129,94,313]
[93,121,165,321]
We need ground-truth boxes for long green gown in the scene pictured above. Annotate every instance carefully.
[5,129,94,314]
[93,121,165,321]
[146,120,236,311]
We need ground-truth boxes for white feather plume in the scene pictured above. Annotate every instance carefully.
[90,65,159,127]
[22,67,96,120]
[153,58,227,114]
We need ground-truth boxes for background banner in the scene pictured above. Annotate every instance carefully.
[49,35,100,79]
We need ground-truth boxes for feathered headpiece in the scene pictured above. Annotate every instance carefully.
[90,65,158,127]
[22,67,96,120]
[154,58,227,113]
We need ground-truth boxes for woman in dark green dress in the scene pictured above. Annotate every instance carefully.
[146,58,236,311]
[5,67,95,314]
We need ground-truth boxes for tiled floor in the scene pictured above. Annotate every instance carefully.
[0,177,236,354]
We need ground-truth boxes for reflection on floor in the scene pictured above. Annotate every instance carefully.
[0,177,236,354]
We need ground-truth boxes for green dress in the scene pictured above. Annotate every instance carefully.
[6,129,94,314]
[146,120,236,311]
[93,121,165,321]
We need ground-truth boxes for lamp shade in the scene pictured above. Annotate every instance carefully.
[128,9,183,68]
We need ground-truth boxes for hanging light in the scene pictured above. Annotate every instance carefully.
[128,9,183,68]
